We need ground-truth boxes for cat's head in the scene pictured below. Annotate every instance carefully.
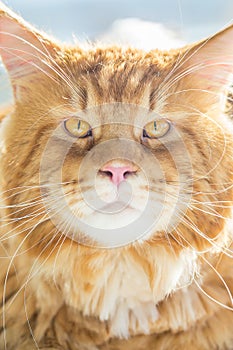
[0,3,233,304]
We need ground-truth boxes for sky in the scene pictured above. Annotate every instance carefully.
[3,0,233,42]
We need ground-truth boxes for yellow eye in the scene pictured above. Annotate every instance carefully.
[64,117,92,138]
[143,119,170,139]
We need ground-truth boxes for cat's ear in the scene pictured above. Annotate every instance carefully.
[0,3,58,85]
[174,25,233,109]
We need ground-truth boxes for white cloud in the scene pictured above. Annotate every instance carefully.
[98,18,186,50]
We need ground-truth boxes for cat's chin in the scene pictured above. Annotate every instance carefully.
[79,205,144,247]
[53,191,181,247]
[88,204,141,228]
[54,199,158,247]
[76,206,170,247]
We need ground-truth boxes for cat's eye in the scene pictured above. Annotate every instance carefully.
[143,119,170,139]
[64,117,92,138]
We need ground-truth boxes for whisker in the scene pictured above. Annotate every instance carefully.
[194,279,233,312]
[0,31,82,98]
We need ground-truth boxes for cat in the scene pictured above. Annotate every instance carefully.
[0,2,233,349]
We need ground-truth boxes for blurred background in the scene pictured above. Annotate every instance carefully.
[1,0,233,104]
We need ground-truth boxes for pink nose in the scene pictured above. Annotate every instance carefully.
[100,164,136,186]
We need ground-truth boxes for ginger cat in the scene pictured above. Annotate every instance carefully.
[0,2,233,349]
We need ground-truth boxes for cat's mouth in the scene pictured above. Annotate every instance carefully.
[95,200,135,214]
[89,200,141,228]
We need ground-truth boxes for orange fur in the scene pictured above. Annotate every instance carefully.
[0,2,233,349]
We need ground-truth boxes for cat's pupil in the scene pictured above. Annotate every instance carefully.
[77,120,81,130]
[154,121,157,130]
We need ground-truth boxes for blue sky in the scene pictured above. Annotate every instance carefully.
[4,0,233,42]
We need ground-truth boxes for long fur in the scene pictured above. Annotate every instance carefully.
[0,3,233,349]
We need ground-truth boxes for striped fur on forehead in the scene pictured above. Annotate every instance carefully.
[57,47,177,108]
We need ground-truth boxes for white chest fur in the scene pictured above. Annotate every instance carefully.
[62,247,197,338]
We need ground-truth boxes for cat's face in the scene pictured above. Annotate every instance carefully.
[0,5,233,300]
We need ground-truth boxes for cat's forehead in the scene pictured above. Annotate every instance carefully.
[60,47,176,110]
[69,46,175,71]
